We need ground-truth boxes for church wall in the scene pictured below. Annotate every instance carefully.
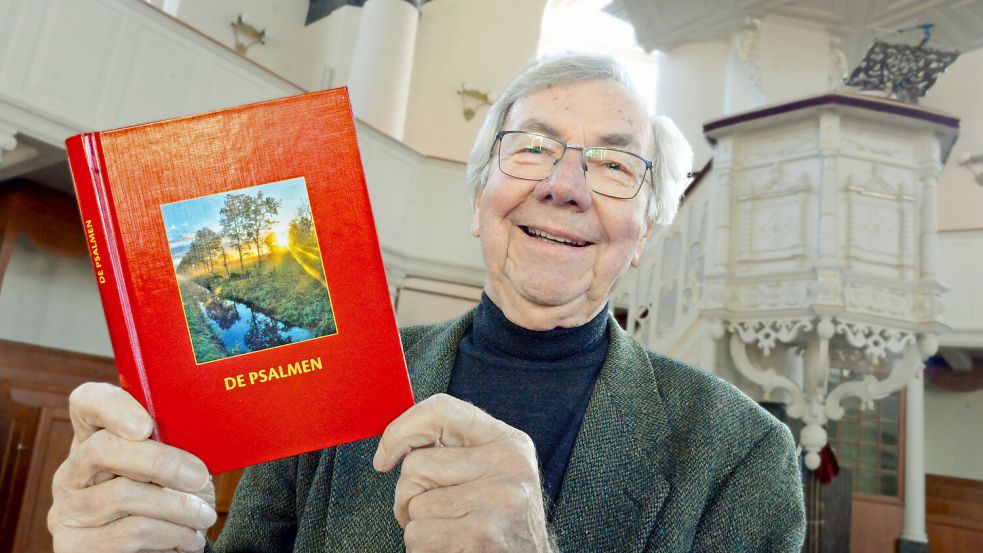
[0,237,112,356]
[171,0,350,91]
[401,0,549,162]
[655,41,728,170]
[922,47,983,232]
[924,387,983,480]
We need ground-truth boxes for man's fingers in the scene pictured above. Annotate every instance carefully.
[53,516,205,553]
[58,477,216,530]
[68,429,209,493]
[392,445,488,528]
[403,517,470,553]
[391,440,540,528]
[69,382,154,446]
[374,394,517,472]
[405,478,539,525]
[405,480,483,524]
[404,515,504,553]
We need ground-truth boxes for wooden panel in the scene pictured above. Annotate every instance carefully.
[0,339,115,552]
[926,474,983,552]
[849,495,904,553]
[0,339,118,389]
[0,397,39,553]
[0,221,16,291]
[0,339,245,549]
[11,406,71,553]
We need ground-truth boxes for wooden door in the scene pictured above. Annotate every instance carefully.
[11,406,71,553]
[0,398,39,553]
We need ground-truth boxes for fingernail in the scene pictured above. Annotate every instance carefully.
[198,500,217,527]
[372,443,386,471]
[179,465,208,491]
[124,417,151,439]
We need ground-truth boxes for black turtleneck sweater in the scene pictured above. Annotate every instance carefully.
[446,294,610,514]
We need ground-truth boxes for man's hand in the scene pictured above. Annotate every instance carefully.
[373,394,554,552]
[48,382,217,553]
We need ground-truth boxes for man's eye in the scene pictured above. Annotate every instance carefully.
[604,161,630,175]
[525,146,544,154]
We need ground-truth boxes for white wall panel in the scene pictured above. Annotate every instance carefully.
[115,23,200,126]
[0,0,42,93]
[23,0,127,127]
[938,230,983,345]
[203,63,282,113]
[0,0,301,145]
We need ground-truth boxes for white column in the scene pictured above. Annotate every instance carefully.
[346,0,418,140]
[901,368,928,544]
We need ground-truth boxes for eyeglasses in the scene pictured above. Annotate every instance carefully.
[494,130,653,199]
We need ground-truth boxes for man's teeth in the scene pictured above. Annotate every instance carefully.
[523,226,587,247]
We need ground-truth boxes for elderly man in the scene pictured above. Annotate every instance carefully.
[48,54,806,552]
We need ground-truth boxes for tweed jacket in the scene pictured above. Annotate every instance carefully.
[207,309,806,552]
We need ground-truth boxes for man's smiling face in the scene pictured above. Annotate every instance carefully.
[471,78,655,330]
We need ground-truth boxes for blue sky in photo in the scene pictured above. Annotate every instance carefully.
[160,176,311,266]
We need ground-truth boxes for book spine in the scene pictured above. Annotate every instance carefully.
[66,134,158,437]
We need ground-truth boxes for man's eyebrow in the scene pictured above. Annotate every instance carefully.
[597,132,639,150]
[514,119,641,151]
[515,119,562,138]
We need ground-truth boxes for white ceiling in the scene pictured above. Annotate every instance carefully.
[607,0,983,60]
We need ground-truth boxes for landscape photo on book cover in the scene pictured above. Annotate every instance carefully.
[161,176,337,364]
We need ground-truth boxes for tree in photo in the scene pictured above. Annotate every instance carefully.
[198,227,230,277]
[244,192,282,271]
[264,233,279,274]
[288,202,316,249]
[177,236,206,275]
[220,193,253,272]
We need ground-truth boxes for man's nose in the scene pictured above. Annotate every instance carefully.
[531,149,592,211]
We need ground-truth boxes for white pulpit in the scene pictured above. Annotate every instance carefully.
[622,91,959,547]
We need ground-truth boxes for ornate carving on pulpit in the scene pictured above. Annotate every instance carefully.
[694,93,957,470]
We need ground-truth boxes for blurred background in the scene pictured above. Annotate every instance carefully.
[0,1,981,551]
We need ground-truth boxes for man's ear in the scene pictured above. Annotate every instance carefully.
[630,220,655,268]
[470,190,482,237]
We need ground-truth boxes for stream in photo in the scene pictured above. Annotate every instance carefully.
[189,281,314,355]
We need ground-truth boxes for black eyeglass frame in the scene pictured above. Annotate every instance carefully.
[493,130,655,200]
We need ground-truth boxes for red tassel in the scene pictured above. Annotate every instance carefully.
[816,444,840,484]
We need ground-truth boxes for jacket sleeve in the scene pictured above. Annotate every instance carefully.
[688,424,807,552]
[203,455,301,553]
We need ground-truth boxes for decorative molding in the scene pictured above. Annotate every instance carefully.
[726,314,933,469]
[736,18,763,96]
[827,36,848,90]
[734,280,814,310]
[834,318,917,361]
[824,336,932,420]
[610,0,983,59]
[729,318,813,355]
[843,282,913,319]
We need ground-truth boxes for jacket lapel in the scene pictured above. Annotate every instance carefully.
[552,317,671,552]
[322,312,474,553]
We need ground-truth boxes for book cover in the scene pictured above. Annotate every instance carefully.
[65,88,414,474]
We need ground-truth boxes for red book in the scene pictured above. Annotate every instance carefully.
[66,88,414,474]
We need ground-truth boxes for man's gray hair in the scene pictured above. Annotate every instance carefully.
[464,53,693,225]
